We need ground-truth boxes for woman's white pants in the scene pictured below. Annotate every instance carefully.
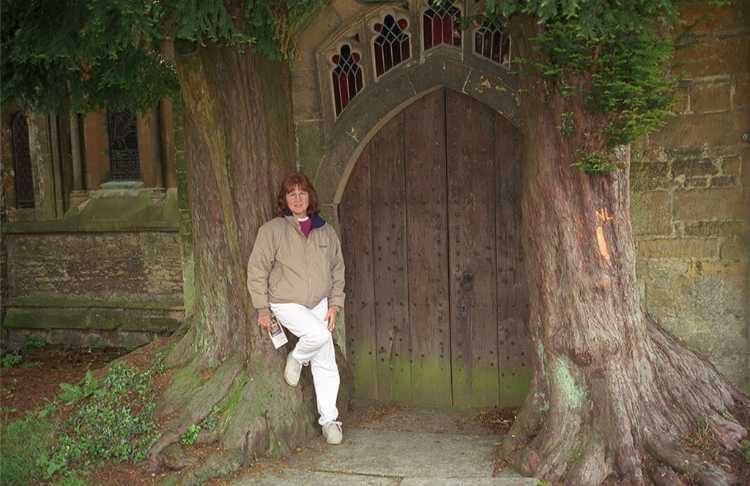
[270,298,340,426]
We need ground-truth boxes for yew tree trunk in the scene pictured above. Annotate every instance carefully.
[504,17,749,486]
[144,42,320,474]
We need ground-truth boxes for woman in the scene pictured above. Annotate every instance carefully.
[246,171,345,445]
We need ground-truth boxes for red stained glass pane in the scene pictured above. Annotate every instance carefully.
[423,0,461,52]
[372,14,411,78]
[432,16,441,46]
[331,43,363,116]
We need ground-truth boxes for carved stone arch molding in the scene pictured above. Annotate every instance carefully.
[292,0,520,218]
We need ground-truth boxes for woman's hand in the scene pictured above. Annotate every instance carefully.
[258,313,271,331]
[325,307,338,332]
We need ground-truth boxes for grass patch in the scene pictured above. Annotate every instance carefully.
[1,360,164,484]
[0,411,58,486]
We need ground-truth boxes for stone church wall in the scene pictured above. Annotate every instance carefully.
[631,1,750,388]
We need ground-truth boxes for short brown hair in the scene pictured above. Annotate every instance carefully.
[276,172,319,217]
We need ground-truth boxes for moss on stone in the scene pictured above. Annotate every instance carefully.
[3,189,179,234]
[2,306,181,333]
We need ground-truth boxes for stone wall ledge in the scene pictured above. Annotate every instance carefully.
[2,306,183,333]
[3,187,179,233]
[6,295,184,310]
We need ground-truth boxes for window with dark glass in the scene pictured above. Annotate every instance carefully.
[106,110,141,180]
[331,44,364,117]
[373,14,411,78]
[474,20,511,67]
[423,0,462,51]
[11,112,35,209]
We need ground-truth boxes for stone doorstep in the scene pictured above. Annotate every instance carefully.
[232,429,537,486]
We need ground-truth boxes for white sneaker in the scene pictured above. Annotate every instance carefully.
[322,421,343,445]
[284,352,302,387]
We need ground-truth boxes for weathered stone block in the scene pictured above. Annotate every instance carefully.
[673,36,750,78]
[292,68,321,119]
[677,1,750,35]
[652,111,746,149]
[637,238,718,259]
[734,74,750,109]
[710,175,738,187]
[690,81,731,113]
[720,236,749,261]
[685,176,710,188]
[630,162,671,191]
[644,260,748,387]
[631,191,672,236]
[674,188,747,221]
[297,121,327,177]
[684,220,747,237]
[722,155,741,177]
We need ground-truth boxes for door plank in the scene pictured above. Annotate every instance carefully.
[404,89,452,407]
[341,148,378,401]
[495,114,531,407]
[446,90,500,408]
[369,113,412,403]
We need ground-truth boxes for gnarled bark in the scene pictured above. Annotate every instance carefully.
[502,16,749,486]
[144,42,321,477]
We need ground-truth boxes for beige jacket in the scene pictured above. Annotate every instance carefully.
[247,215,345,316]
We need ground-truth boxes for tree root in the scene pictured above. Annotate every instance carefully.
[645,431,737,486]
[161,448,246,486]
[148,357,242,471]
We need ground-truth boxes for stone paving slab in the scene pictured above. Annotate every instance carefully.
[232,428,537,486]
[400,478,537,486]
[304,429,499,478]
[236,470,400,485]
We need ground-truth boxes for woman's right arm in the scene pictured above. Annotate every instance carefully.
[247,225,274,328]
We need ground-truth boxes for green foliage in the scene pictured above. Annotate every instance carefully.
[1,0,179,112]
[560,111,575,137]
[45,362,162,477]
[58,371,99,404]
[1,353,23,368]
[23,335,46,350]
[180,424,200,446]
[571,152,619,175]
[179,404,220,446]
[741,439,750,464]
[487,0,679,149]
[1,0,327,112]
[0,412,57,486]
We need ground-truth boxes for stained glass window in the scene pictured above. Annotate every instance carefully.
[11,112,34,209]
[331,44,364,117]
[474,20,511,67]
[373,14,411,78]
[106,110,141,180]
[423,0,462,51]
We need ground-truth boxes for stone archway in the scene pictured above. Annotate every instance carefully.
[290,0,530,408]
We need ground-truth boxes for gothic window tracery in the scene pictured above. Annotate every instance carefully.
[331,43,364,117]
[11,112,35,209]
[474,19,511,67]
[423,0,462,51]
[372,14,411,78]
[106,110,141,180]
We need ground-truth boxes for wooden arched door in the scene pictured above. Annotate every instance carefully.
[340,88,529,408]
